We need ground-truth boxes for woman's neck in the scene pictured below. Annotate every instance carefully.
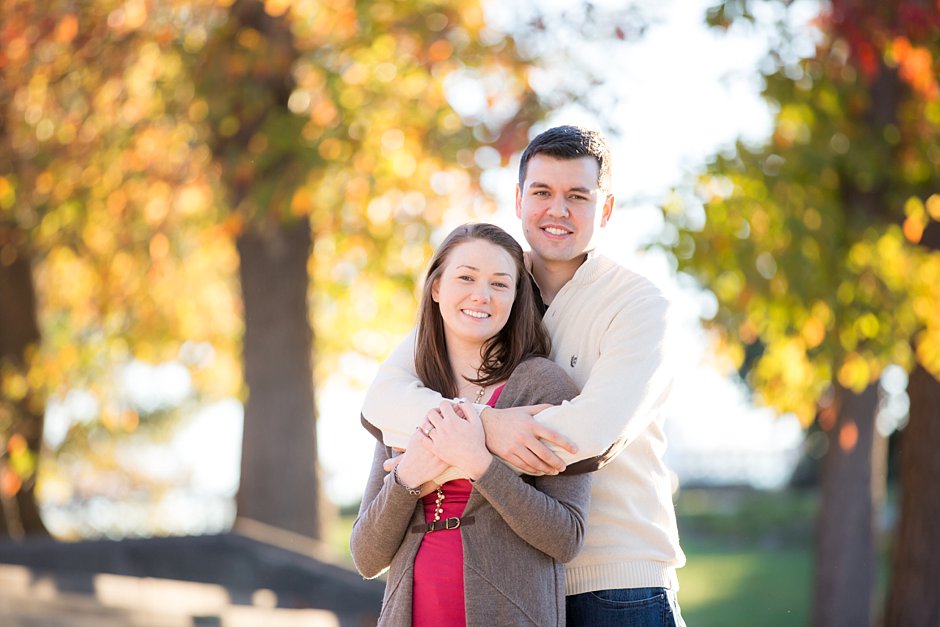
[444,336,484,387]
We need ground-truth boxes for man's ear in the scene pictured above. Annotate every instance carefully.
[515,184,523,219]
[599,194,615,227]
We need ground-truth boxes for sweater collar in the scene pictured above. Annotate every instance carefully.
[568,249,615,284]
[522,248,614,307]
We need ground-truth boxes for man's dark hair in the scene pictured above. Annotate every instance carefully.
[518,125,612,195]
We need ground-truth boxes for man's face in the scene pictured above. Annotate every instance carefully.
[515,154,613,269]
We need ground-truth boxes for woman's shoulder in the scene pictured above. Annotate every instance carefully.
[499,356,580,407]
[511,355,566,379]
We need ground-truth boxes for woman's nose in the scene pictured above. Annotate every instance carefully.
[471,284,491,302]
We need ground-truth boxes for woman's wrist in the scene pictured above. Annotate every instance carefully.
[392,464,421,496]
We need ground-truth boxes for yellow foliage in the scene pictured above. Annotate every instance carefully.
[0,176,15,210]
[751,337,819,423]
[927,194,940,220]
[916,329,940,379]
[837,352,876,393]
[801,317,826,348]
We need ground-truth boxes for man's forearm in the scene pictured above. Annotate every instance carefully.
[530,297,674,471]
[360,328,446,448]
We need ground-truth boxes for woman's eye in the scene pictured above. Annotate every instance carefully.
[458,275,473,282]
[493,282,510,289]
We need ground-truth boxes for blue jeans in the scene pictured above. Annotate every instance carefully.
[566,587,686,627]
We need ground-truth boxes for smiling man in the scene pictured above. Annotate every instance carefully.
[361,126,686,626]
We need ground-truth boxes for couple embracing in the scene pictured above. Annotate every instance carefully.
[351,126,686,627]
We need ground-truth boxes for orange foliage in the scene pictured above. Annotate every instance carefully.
[839,421,859,452]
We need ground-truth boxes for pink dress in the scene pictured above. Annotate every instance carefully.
[411,385,505,627]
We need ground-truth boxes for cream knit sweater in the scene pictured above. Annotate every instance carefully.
[361,252,685,594]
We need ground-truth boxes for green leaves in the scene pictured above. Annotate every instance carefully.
[666,0,940,423]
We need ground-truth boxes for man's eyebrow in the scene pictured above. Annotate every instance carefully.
[528,181,593,194]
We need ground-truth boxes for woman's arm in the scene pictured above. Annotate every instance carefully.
[464,358,591,562]
[349,442,420,578]
[472,459,591,562]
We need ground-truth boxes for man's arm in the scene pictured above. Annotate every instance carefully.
[364,328,576,476]
[360,327,445,449]
[485,290,673,474]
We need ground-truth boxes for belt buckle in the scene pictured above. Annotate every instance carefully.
[426,516,462,533]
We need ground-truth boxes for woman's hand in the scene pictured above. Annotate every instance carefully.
[425,401,493,480]
[393,427,448,489]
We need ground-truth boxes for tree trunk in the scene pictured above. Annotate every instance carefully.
[812,381,886,627]
[0,224,50,537]
[234,219,321,540]
[883,365,940,626]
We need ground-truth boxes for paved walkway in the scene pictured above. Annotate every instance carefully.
[0,522,383,627]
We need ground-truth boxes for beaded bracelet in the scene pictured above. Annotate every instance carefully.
[392,465,421,496]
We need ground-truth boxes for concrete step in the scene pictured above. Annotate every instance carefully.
[0,563,341,627]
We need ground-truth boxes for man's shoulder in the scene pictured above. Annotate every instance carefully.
[576,255,669,309]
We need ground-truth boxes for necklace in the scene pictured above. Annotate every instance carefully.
[474,384,486,404]
[432,487,445,524]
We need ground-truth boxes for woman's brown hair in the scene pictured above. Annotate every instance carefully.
[415,223,551,399]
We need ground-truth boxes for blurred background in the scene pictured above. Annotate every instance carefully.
[1,0,939,625]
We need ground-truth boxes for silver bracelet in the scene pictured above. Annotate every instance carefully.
[393,465,421,496]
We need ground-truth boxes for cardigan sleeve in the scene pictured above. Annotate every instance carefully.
[470,358,591,562]
[349,442,421,578]
[472,459,590,562]
[359,327,445,450]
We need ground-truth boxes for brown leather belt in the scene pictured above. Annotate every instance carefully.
[410,516,475,534]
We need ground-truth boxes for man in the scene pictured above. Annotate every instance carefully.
[361,125,686,625]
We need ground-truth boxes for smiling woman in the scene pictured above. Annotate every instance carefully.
[429,239,516,396]
[413,223,551,403]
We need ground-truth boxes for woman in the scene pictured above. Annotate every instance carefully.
[350,223,590,626]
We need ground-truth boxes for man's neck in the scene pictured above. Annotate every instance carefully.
[530,254,586,305]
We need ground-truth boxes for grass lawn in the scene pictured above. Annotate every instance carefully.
[674,487,817,626]
[678,537,811,627]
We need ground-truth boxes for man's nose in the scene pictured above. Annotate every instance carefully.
[546,196,569,217]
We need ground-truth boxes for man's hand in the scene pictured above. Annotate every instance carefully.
[478,404,578,474]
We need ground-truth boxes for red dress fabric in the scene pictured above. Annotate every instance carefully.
[411,386,505,627]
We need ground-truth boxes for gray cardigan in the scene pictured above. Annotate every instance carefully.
[350,357,591,626]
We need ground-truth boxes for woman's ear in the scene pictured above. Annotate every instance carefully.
[431,277,440,302]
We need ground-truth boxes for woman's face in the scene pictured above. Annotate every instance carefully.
[431,239,518,350]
